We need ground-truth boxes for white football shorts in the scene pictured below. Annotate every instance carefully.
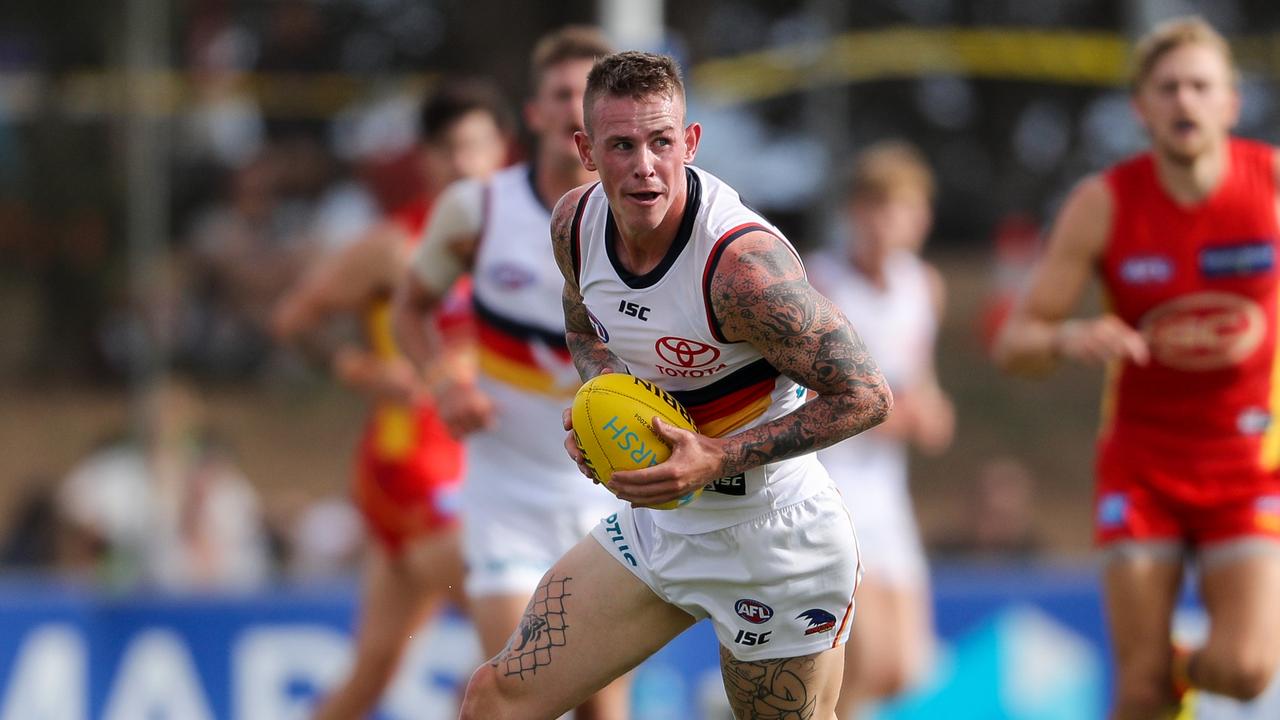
[463,484,622,598]
[591,484,862,661]
[838,477,927,588]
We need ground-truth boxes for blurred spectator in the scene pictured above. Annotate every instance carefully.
[259,487,364,582]
[56,375,271,590]
[287,495,365,581]
[180,19,264,171]
[0,479,61,570]
[179,149,318,376]
[930,456,1043,561]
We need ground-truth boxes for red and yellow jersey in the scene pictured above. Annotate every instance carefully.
[1098,137,1280,501]
[355,197,469,548]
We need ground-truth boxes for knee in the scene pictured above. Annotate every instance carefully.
[353,637,404,680]
[1113,665,1174,718]
[1210,652,1278,701]
[870,649,927,698]
[869,663,912,698]
[459,663,510,720]
[1113,683,1173,719]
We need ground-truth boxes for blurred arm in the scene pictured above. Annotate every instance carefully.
[271,224,428,403]
[393,179,492,435]
[393,179,484,374]
[271,224,400,342]
[992,175,1148,376]
[881,261,954,453]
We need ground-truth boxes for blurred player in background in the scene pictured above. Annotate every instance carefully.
[393,27,629,719]
[459,49,891,720]
[996,16,1280,719]
[273,78,511,720]
[808,141,953,718]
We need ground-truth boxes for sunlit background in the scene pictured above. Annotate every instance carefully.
[3,0,1280,718]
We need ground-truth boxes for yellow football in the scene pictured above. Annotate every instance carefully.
[571,372,702,510]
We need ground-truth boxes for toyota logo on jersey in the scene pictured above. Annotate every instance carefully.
[655,336,721,368]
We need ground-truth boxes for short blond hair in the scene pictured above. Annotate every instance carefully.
[530,26,613,91]
[1131,15,1237,91]
[846,140,935,204]
[584,51,685,136]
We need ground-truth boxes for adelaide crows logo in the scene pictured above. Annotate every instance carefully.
[797,609,837,636]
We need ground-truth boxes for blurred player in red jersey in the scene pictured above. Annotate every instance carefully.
[996,16,1280,719]
[273,78,511,720]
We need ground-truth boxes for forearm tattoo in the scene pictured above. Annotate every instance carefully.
[564,291,628,380]
[719,647,819,720]
[711,236,891,476]
[490,575,573,679]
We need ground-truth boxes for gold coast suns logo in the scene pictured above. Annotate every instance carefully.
[1140,292,1266,371]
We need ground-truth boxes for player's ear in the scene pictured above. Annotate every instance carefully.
[1226,83,1242,130]
[683,122,701,163]
[1129,91,1152,133]
[524,99,542,134]
[575,130,596,172]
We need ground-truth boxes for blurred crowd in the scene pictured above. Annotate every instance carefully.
[1,375,369,590]
[10,0,1280,594]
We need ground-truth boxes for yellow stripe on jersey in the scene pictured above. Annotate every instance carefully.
[365,299,399,361]
[1097,290,1120,438]
[698,394,773,438]
[1260,296,1280,469]
[478,348,576,398]
[372,404,415,459]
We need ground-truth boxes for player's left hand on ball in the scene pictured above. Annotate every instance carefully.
[562,407,597,482]
[608,417,723,507]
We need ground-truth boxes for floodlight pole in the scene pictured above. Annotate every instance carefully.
[123,0,170,419]
[598,0,664,51]
[805,0,851,246]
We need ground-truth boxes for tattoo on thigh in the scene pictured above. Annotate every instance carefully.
[720,648,818,720]
[491,575,572,679]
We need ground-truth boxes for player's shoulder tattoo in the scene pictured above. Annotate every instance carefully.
[708,230,815,344]
[549,182,596,285]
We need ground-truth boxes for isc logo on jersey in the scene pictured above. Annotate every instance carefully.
[654,336,728,378]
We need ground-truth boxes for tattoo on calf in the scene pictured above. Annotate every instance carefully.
[491,575,573,679]
[719,649,819,720]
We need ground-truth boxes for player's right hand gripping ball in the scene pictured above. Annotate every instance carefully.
[571,373,702,510]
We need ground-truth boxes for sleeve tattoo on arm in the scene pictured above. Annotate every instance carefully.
[711,235,892,475]
[550,188,628,380]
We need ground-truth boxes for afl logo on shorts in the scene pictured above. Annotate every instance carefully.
[735,598,773,624]
[1140,292,1265,371]
[655,336,721,368]
[587,308,609,343]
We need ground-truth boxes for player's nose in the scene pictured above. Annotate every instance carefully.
[633,147,656,178]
